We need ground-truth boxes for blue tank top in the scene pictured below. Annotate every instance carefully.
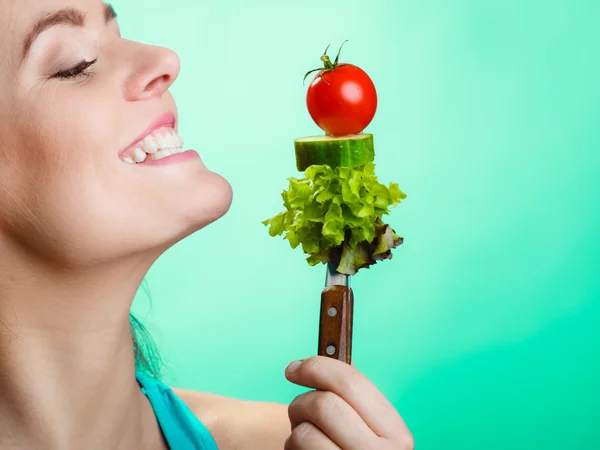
[136,371,219,450]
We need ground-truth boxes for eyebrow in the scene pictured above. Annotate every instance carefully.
[22,3,117,61]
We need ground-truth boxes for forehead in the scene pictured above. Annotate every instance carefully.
[0,0,105,65]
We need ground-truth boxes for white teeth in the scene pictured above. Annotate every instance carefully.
[155,134,167,148]
[169,133,182,148]
[170,133,182,147]
[121,129,185,164]
[143,136,158,154]
[126,146,183,164]
[133,148,147,163]
[163,133,175,148]
[172,133,182,147]
[152,150,167,160]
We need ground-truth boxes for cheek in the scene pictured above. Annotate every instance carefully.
[1,103,124,263]
[5,149,233,267]
[2,87,233,266]
[4,155,117,264]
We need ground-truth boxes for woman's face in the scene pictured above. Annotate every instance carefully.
[0,0,232,267]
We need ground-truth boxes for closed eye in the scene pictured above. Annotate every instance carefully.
[53,58,98,80]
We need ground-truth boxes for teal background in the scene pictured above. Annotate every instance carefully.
[113,0,600,448]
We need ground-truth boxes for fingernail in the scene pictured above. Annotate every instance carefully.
[286,360,304,373]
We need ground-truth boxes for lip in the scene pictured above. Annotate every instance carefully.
[119,111,176,158]
[139,149,201,166]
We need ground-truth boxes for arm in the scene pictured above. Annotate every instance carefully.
[173,388,290,450]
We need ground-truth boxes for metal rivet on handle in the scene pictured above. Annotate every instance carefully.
[326,345,336,356]
[328,307,337,317]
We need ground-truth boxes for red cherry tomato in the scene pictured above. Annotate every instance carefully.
[306,64,377,136]
[303,42,378,136]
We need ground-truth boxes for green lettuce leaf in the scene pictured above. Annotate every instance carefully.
[262,162,406,275]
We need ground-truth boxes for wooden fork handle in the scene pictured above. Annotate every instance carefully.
[317,285,354,365]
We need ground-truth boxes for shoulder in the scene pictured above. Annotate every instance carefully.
[172,387,290,450]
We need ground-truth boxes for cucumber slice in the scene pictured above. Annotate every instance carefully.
[294,134,375,171]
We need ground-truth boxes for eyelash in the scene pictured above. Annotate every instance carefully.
[53,58,98,80]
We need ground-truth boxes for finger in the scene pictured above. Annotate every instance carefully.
[286,356,408,438]
[288,390,378,449]
[284,422,341,450]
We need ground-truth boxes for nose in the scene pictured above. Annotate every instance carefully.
[123,43,181,101]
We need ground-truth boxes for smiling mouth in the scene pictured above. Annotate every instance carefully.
[120,126,185,164]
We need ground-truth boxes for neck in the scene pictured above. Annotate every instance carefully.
[0,241,164,449]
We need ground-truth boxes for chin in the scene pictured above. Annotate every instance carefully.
[118,168,234,261]
[183,170,233,230]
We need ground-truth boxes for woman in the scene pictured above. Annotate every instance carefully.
[0,0,414,448]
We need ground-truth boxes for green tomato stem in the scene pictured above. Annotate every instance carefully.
[321,55,334,70]
[303,40,350,84]
[334,39,349,66]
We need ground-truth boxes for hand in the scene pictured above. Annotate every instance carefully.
[284,356,413,450]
